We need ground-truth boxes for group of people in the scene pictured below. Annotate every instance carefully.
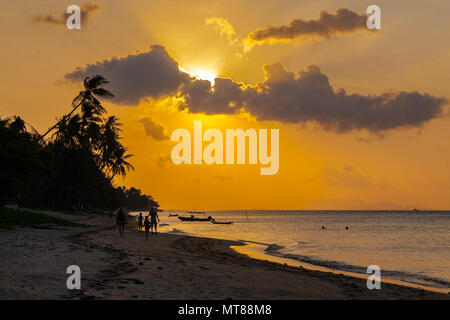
[115,207,160,240]
[137,209,160,240]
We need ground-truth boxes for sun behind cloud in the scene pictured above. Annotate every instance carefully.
[179,66,217,85]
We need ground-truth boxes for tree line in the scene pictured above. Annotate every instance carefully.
[0,75,158,212]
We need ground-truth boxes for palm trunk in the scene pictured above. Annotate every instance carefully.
[40,97,85,140]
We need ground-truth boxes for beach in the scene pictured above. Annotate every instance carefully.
[0,209,448,300]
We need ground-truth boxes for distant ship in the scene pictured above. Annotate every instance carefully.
[412,208,420,214]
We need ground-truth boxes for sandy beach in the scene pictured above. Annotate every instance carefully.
[0,209,448,300]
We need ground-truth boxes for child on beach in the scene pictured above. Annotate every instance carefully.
[137,212,143,231]
[144,216,151,240]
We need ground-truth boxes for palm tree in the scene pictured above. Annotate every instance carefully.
[98,116,123,169]
[54,114,83,147]
[7,116,26,133]
[109,145,135,179]
[102,116,122,139]
[41,75,114,140]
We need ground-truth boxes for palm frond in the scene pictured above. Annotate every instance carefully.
[93,88,114,98]
[86,75,109,90]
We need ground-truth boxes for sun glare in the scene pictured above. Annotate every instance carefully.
[180,67,217,86]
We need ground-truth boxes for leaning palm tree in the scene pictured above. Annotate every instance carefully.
[41,75,114,140]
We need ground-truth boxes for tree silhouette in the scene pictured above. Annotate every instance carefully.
[0,76,152,210]
[7,116,26,133]
[41,75,114,140]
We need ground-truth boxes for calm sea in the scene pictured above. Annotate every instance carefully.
[131,210,450,289]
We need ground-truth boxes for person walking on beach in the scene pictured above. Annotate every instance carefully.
[144,216,151,240]
[116,207,127,237]
[148,207,160,234]
[137,212,143,231]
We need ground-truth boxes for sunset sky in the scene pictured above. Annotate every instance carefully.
[1,0,449,210]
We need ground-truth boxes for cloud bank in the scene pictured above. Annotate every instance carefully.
[66,45,190,105]
[33,2,100,26]
[65,45,448,134]
[245,64,447,133]
[247,8,368,43]
[207,9,371,52]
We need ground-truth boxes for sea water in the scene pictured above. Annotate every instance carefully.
[130,210,450,290]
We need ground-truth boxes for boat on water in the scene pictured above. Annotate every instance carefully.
[211,221,233,225]
[168,214,178,217]
[178,216,213,222]
[412,208,420,213]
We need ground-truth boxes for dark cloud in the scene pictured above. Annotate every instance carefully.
[180,78,246,114]
[250,64,447,132]
[33,2,100,26]
[139,116,170,140]
[65,45,190,105]
[247,8,369,45]
[181,63,448,133]
[65,45,448,134]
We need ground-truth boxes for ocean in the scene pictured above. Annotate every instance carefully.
[130,210,450,290]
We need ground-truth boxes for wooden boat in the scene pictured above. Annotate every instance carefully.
[178,216,213,222]
[212,221,233,225]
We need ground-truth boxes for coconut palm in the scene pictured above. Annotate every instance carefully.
[108,145,135,179]
[7,116,26,133]
[98,116,123,169]
[41,75,114,140]
[54,114,83,147]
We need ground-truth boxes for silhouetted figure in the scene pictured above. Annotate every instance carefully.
[322,226,326,230]
[116,207,127,237]
[144,216,150,240]
[345,226,349,230]
[149,208,160,234]
[137,212,143,231]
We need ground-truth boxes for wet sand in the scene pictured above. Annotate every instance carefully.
[0,209,448,299]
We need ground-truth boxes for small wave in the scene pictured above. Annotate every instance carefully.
[166,228,190,235]
[238,239,274,247]
[265,244,284,252]
[263,243,450,289]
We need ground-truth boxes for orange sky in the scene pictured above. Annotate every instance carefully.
[1,0,449,210]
